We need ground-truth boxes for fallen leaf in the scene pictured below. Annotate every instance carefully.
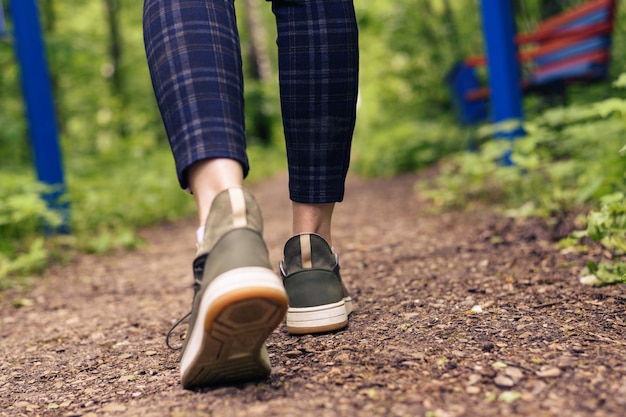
[498,391,521,403]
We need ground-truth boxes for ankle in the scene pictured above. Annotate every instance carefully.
[292,202,335,245]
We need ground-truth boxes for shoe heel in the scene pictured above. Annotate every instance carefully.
[180,267,288,388]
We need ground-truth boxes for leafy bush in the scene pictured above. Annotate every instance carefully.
[0,140,286,283]
[0,174,62,285]
[576,190,626,286]
[422,74,626,286]
[353,120,469,177]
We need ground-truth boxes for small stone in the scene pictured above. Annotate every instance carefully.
[285,350,303,357]
[471,305,483,314]
[505,366,524,383]
[466,386,481,395]
[482,342,495,352]
[467,374,482,385]
[580,275,602,286]
[536,367,562,378]
[494,375,515,388]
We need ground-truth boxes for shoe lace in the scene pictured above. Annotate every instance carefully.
[165,311,191,350]
[165,254,206,350]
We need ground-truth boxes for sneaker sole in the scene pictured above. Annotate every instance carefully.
[285,298,351,335]
[180,266,288,389]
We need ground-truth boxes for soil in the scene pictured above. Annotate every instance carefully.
[1,171,625,417]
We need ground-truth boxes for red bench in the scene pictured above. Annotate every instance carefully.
[447,0,617,124]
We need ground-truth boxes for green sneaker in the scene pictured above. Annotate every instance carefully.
[178,188,288,389]
[280,233,353,335]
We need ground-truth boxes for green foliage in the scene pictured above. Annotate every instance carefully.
[0,141,286,283]
[580,261,626,286]
[575,193,626,286]
[423,94,626,215]
[423,75,626,286]
[65,149,193,253]
[583,192,626,250]
[0,174,62,285]
[353,121,469,177]
[352,0,481,177]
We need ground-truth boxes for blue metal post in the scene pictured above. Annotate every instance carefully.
[480,0,525,165]
[9,0,70,232]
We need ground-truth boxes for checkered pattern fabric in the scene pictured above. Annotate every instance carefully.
[143,0,358,203]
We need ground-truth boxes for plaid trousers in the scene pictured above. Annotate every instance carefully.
[143,0,359,203]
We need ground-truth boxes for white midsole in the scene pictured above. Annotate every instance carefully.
[286,299,348,328]
[344,296,353,315]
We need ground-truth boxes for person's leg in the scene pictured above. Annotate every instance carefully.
[143,0,287,389]
[188,159,243,226]
[272,0,359,334]
[292,202,335,245]
[143,0,248,199]
[273,0,359,207]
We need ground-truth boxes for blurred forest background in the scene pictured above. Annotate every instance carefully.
[1,0,626,286]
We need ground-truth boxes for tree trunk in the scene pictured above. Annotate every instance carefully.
[103,0,128,137]
[103,0,123,95]
[242,0,271,82]
[241,0,272,143]
[441,0,461,57]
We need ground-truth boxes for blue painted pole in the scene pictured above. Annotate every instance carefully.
[9,0,70,232]
[480,0,525,165]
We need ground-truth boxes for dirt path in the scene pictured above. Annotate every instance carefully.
[1,172,625,417]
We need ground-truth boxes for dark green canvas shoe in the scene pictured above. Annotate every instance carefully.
[280,233,353,334]
[178,188,288,389]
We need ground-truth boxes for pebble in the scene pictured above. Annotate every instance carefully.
[505,366,524,383]
[536,367,562,378]
[466,386,481,395]
[285,350,303,357]
[494,375,515,388]
[471,305,483,314]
